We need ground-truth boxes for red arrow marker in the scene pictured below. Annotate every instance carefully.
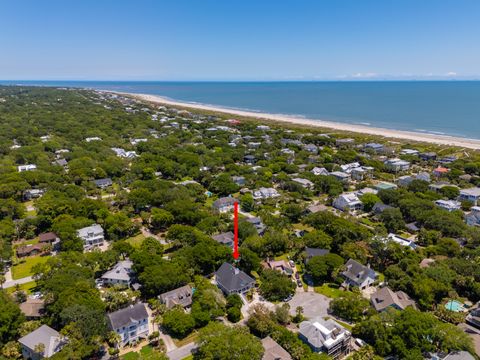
[233,201,239,260]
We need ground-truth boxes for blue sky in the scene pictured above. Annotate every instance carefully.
[1,0,479,80]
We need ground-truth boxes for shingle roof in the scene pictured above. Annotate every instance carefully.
[101,260,133,282]
[212,232,234,247]
[215,263,255,293]
[38,232,58,243]
[299,318,349,349]
[261,336,292,360]
[305,247,330,259]
[107,303,148,330]
[342,259,377,286]
[18,325,64,357]
[159,285,193,309]
[371,286,416,311]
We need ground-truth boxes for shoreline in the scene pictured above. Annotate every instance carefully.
[116,91,480,150]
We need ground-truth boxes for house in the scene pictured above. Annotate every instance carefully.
[304,247,330,263]
[384,158,410,172]
[18,164,37,172]
[299,317,352,359]
[419,152,437,161]
[438,155,458,164]
[23,189,45,200]
[425,352,475,360]
[397,175,414,187]
[159,285,193,309]
[257,125,270,131]
[433,166,450,177]
[232,176,246,186]
[372,202,393,215]
[212,232,234,248]
[292,177,314,189]
[107,303,150,347]
[263,259,293,276]
[400,149,419,156]
[85,136,102,142]
[306,203,328,214]
[364,142,384,152]
[212,197,236,213]
[370,286,416,312]
[261,336,292,360]
[335,138,355,147]
[330,171,350,183]
[312,167,329,176]
[111,147,138,159]
[351,166,374,181]
[355,187,378,197]
[435,199,461,212]
[303,144,318,154]
[94,178,113,189]
[406,222,420,233]
[384,233,417,250]
[77,224,105,250]
[215,262,255,295]
[101,260,134,287]
[416,172,432,182]
[333,193,362,212]
[340,162,360,173]
[18,325,66,360]
[17,244,47,258]
[52,158,68,167]
[244,155,256,164]
[246,217,266,235]
[341,259,377,289]
[19,298,46,320]
[466,307,480,330]
[459,188,480,205]
[465,206,480,227]
[130,138,148,146]
[253,187,280,200]
[38,232,59,245]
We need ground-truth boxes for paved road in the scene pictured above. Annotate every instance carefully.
[167,342,197,360]
[2,275,34,289]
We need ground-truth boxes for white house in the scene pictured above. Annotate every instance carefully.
[341,259,377,289]
[18,164,37,172]
[85,136,102,142]
[333,193,362,212]
[465,206,480,227]
[101,260,134,287]
[111,148,138,159]
[299,318,352,359]
[292,178,314,189]
[330,171,350,182]
[312,167,329,176]
[107,303,150,347]
[77,224,105,250]
[384,158,410,172]
[253,187,280,200]
[384,233,417,250]
[435,199,461,212]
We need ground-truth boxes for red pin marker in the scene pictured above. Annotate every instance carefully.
[233,201,239,260]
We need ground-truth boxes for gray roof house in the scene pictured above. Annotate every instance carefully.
[215,262,255,295]
[459,187,480,206]
[425,352,475,360]
[212,232,234,249]
[107,303,150,347]
[212,197,236,213]
[18,325,66,360]
[101,260,134,286]
[341,259,377,290]
[299,317,352,359]
[466,207,480,227]
[159,285,193,309]
[246,216,266,235]
[93,177,113,189]
[370,286,416,312]
[261,336,292,360]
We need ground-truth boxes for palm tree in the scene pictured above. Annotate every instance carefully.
[34,343,45,356]
[107,331,122,349]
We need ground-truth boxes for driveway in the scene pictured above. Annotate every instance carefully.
[3,275,34,289]
[167,342,197,360]
[287,291,331,319]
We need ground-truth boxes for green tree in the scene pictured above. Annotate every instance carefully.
[330,291,371,322]
[306,253,344,283]
[259,269,295,301]
[162,307,195,338]
[0,290,25,346]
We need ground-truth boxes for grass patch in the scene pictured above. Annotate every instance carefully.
[24,201,37,217]
[126,234,146,248]
[13,238,39,249]
[325,317,353,331]
[5,281,38,295]
[121,345,158,360]
[314,283,345,299]
[172,331,198,348]
[12,255,51,279]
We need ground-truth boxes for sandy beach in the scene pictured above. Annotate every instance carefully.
[123,92,480,150]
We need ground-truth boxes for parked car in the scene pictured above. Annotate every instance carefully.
[295,272,300,280]
[297,279,302,287]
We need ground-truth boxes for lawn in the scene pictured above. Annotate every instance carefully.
[122,345,159,360]
[126,234,146,248]
[5,281,38,295]
[314,283,345,299]
[12,255,51,279]
[24,201,37,217]
[172,331,198,348]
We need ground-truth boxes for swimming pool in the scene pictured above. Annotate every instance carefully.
[445,300,464,312]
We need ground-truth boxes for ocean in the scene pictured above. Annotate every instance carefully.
[2,81,480,139]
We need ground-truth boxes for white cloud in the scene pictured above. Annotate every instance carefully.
[445,71,457,77]
[351,72,378,78]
